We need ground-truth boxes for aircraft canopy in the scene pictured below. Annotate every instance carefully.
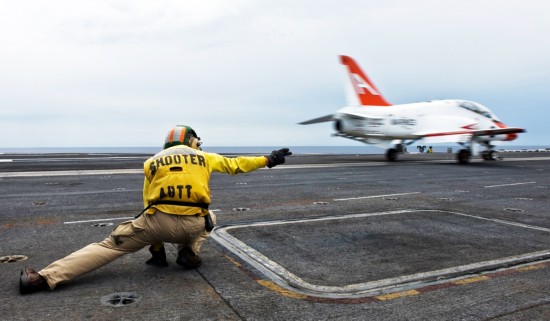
[458,101,498,121]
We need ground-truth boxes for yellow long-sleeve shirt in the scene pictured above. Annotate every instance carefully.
[142,145,267,216]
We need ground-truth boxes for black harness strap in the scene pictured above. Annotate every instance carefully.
[135,200,209,218]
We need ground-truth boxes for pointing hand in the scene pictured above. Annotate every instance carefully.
[266,148,292,168]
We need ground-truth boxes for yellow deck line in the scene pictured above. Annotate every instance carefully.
[453,275,490,285]
[376,290,420,301]
[257,280,308,299]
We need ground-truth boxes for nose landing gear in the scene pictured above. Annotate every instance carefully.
[481,150,501,161]
[457,144,501,164]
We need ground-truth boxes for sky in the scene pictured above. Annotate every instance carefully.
[1,0,549,148]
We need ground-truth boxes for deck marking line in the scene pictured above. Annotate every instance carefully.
[452,275,490,285]
[257,280,308,299]
[375,290,420,301]
[334,192,420,201]
[0,169,141,178]
[64,217,135,225]
[484,182,536,188]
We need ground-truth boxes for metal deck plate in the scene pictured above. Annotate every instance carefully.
[212,210,550,298]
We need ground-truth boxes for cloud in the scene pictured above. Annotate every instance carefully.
[0,0,548,147]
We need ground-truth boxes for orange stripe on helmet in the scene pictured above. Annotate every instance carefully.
[178,127,187,143]
[168,128,176,144]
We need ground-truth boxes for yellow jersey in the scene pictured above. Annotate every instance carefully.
[143,145,267,216]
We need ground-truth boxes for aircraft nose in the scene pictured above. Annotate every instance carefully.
[494,121,518,141]
[506,133,518,141]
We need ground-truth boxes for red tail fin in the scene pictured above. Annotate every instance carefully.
[340,55,391,106]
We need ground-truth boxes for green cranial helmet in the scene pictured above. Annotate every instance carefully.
[163,125,200,149]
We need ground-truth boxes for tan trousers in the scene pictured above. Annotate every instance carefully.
[39,211,216,289]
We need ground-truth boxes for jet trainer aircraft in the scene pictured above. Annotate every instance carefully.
[300,55,526,164]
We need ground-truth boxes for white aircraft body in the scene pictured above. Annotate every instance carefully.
[300,55,526,164]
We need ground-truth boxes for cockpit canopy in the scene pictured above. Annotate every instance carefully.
[458,100,499,121]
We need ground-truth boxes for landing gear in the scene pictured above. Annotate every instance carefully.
[456,141,501,164]
[481,150,500,161]
[386,148,399,161]
[386,143,405,162]
[457,149,471,164]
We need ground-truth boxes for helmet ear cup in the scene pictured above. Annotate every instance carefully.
[189,136,201,149]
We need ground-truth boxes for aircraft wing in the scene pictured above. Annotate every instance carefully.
[420,127,526,138]
[299,114,334,125]
[471,127,526,137]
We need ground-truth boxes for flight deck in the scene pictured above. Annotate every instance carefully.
[1,151,549,320]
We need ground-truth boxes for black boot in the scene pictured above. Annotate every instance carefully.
[146,245,168,267]
[176,247,202,269]
[20,267,49,295]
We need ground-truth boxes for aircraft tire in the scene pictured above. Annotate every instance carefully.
[482,150,499,161]
[489,150,499,160]
[457,149,471,164]
[386,148,398,162]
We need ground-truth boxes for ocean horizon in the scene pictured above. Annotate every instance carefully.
[0,145,549,155]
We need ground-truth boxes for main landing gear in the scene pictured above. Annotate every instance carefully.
[386,142,502,164]
[386,144,405,162]
[457,149,471,164]
[386,148,399,161]
[457,144,501,164]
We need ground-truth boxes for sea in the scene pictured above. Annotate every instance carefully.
[0,145,548,155]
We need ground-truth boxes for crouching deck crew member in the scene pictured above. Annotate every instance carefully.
[19,124,291,294]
